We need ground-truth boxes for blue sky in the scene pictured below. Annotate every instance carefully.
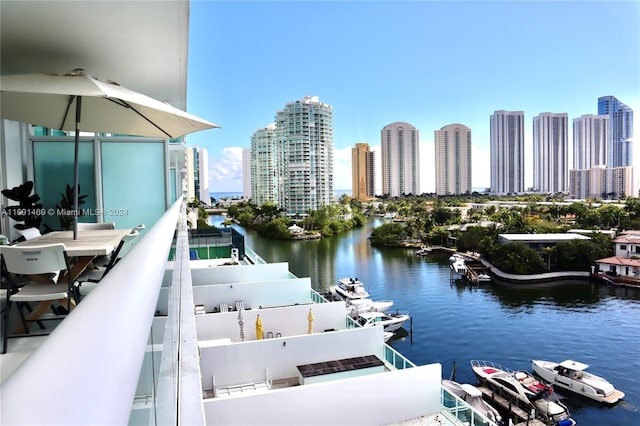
[186,0,640,194]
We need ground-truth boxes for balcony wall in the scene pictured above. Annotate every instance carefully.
[199,326,385,390]
[203,363,442,426]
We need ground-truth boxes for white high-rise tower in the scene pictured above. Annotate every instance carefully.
[381,122,420,197]
[490,110,524,195]
[533,112,568,193]
[434,123,472,195]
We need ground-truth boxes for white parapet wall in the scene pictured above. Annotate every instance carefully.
[157,276,315,314]
[199,326,385,390]
[195,301,346,342]
[162,261,293,287]
[202,363,442,425]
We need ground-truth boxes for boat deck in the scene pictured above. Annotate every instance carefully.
[477,386,533,424]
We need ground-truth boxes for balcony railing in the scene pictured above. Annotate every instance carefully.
[1,199,182,425]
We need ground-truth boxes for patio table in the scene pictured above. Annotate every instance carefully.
[12,229,132,331]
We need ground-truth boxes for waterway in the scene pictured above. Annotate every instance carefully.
[209,216,640,425]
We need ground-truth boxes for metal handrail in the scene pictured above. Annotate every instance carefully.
[0,199,182,425]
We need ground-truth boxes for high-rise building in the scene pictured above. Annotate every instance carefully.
[275,96,334,216]
[250,123,278,206]
[434,123,472,195]
[242,148,251,200]
[598,96,634,168]
[380,122,420,197]
[533,113,568,194]
[186,146,209,205]
[490,110,524,195]
[351,143,375,200]
[570,166,633,200]
[573,114,609,170]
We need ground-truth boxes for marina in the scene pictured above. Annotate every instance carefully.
[213,215,640,426]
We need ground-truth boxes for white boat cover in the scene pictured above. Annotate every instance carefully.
[559,360,589,371]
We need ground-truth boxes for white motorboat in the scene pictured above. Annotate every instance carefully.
[383,331,394,342]
[331,277,370,301]
[442,380,502,424]
[471,360,575,426]
[416,246,431,256]
[346,298,394,317]
[532,359,625,404]
[356,311,410,332]
[476,273,492,282]
[450,257,467,276]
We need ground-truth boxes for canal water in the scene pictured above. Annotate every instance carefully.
[210,216,639,425]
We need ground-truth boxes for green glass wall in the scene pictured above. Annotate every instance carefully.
[101,141,166,231]
[170,168,177,202]
[33,140,96,231]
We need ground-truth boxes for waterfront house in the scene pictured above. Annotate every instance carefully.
[1,2,492,425]
[594,231,640,282]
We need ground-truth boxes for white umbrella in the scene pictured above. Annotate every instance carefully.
[0,69,219,238]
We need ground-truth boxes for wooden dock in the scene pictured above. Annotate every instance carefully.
[463,259,490,283]
[477,386,544,425]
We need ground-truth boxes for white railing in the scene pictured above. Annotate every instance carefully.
[154,202,205,425]
[0,199,182,425]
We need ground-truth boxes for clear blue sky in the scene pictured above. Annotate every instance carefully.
[186,0,640,194]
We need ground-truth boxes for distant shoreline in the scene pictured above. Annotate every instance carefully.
[209,190,354,200]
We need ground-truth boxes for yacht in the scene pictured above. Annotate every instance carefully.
[345,297,394,318]
[471,360,575,426]
[450,256,467,277]
[331,277,370,300]
[532,359,625,404]
[442,380,502,425]
[356,311,410,332]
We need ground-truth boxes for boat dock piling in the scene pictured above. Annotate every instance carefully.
[477,386,544,425]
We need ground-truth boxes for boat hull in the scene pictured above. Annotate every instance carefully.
[531,360,625,404]
[471,360,575,426]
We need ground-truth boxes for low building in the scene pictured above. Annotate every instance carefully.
[594,231,640,281]
[498,233,590,253]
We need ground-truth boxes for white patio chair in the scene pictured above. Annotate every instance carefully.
[0,243,75,354]
[75,230,140,297]
[76,222,115,230]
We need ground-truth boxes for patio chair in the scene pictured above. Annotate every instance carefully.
[76,222,116,231]
[13,227,42,243]
[0,243,75,354]
[74,230,140,296]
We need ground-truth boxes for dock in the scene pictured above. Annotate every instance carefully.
[477,386,545,426]
[464,258,490,283]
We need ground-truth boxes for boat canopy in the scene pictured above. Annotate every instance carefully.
[559,360,589,371]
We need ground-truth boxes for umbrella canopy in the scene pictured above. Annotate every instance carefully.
[307,308,314,334]
[0,69,219,238]
[256,315,263,340]
[1,70,218,138]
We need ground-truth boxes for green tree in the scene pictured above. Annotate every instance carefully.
[370,223,406,247]
[489,242,545,274]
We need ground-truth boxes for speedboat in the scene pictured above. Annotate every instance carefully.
[346,298,394,317]
[416,246,431,256]
[331,277,370,301]
[356,311,410,332]
[383,331,394,342]
[476,273,492,282]
[471,360,575,426]
[442,380,502,424]
[532,359,625,404]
